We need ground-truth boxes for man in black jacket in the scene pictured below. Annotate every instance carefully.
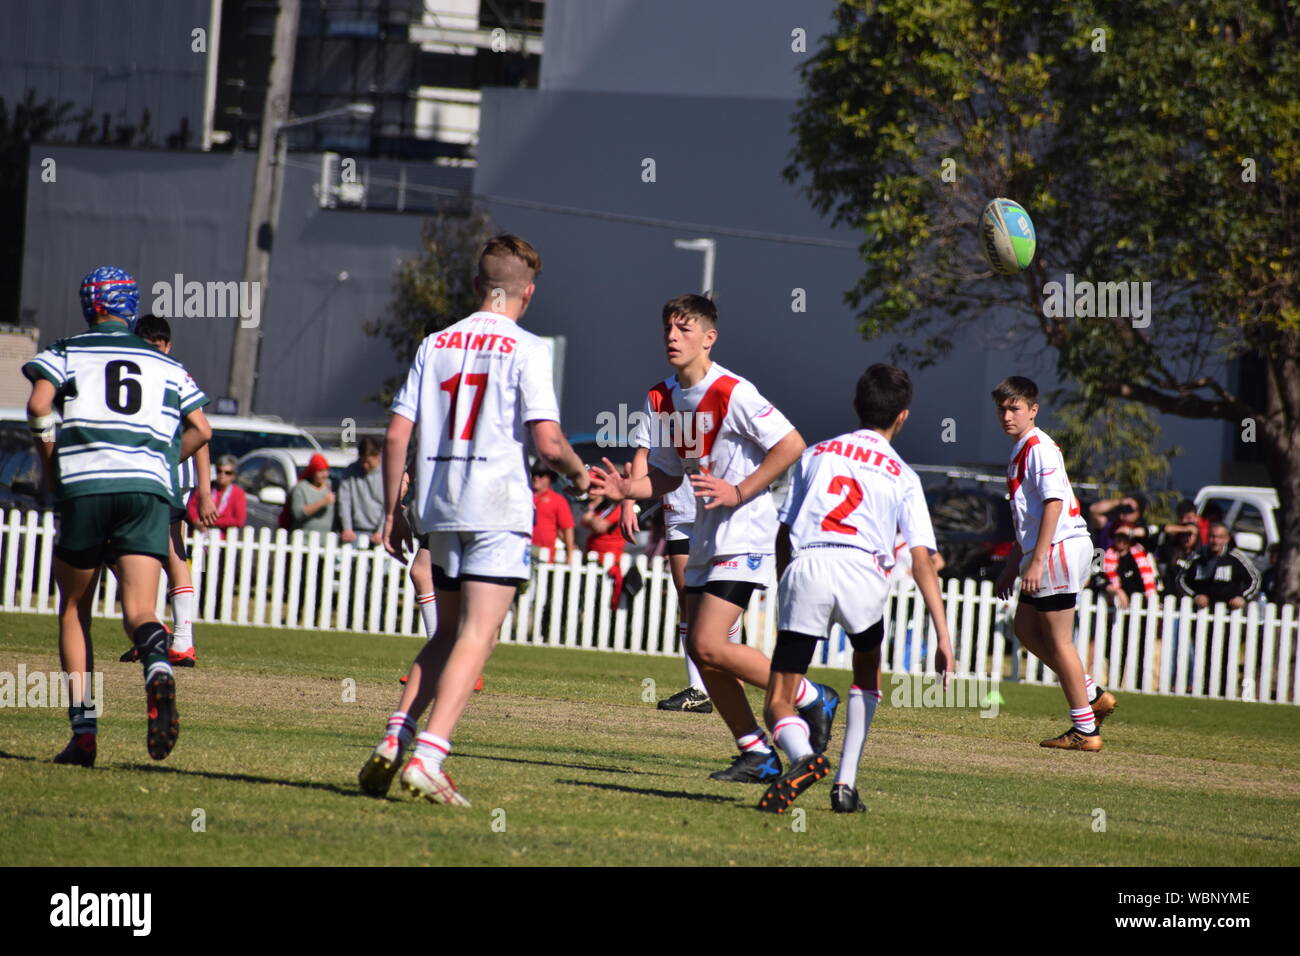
[1176,523,1262,609]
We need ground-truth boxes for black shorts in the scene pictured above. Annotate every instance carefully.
[1021,592,1078,612]
[683,579,762,610]
[771,621,885,674]
[666,538,690,557]
[430,563,526,592]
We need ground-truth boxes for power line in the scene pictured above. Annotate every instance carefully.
[285,157,861,249]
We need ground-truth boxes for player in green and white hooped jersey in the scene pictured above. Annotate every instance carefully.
[135,315,217,667]
[23,267,212,767]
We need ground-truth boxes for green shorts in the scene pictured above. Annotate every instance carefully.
[55,492,171,569]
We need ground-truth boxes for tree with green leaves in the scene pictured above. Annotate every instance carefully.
[364,210,495,408]
[786,0,1300,603]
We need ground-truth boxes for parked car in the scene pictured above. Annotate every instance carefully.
[1194,485,1279,569]
[235,447,353,530]
[924,480,1017,581]
[206,415,321,464]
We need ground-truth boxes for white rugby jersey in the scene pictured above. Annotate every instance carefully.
[779,428,935,571]
[632,376,696,530]
[23,322,207,503]
[645,363,795,561]
[1006,427,1090,553]
[392,311,560,534]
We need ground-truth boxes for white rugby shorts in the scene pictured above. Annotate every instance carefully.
[424,530,532,582]
[685,552,772,589]
[1019,535,1094,597]
[778,546,889,638]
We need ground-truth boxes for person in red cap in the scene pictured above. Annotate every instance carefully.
[290,453,336,534]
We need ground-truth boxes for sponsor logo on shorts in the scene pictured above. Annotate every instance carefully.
[713,559,739,569]
[746,554,763,570]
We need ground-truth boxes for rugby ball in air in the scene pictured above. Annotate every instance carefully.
[980,198,1036,274]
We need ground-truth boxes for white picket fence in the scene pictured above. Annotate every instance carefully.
[1,508,1296,704]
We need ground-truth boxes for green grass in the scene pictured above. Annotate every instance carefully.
[1,611,1298,866]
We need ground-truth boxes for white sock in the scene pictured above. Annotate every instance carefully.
[169,586,195,652]
[1070,705,1097,734]
[835,686,882,788]
[794,678,819,709]
[413,732,451,771]
[772,715,813,762]
[681,623,706,691]
[727,618,742,643]
[1084,674,1102,702]
[416,593,437,640]
[386,711,417,748]
[736,729,773,756]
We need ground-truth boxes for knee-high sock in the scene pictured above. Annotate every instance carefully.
[835,686,882,788]
[416,593,437,641]
[168,586,195,651]
[681,623,707,691]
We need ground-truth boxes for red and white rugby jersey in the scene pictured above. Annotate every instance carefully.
[632,376,696,531]
[1005,427,1090,554]
[644,362,795,560]
[778,429,935,571]
[392,311,560,534]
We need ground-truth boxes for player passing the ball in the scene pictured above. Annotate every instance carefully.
[590,294,839,787]
[358,235,589,806]
[759,364,954,814]
[992,377,1117,751]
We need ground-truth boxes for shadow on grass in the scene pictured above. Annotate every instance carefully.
[457,750,650,775]
[119,762,385,801]
[0,751,39,763]
[558,778,737,804]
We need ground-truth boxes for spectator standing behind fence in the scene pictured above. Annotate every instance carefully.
[339,436,385,546]
[187,455,246,536]
[1100,530,1158,609]
[1154,498,1200,594]
[1176,522,1262,610]
[1260,544,1280,604]
[1088,493,1149,550]
[291,454,335,534]
[582,498,627,609]
[531,464,575,560]
[1160,498,1206,549]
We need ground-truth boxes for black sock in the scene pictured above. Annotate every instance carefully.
[68,703,97,736]
[132,622,170,669]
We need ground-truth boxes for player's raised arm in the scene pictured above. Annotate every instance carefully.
[589,457,680,503]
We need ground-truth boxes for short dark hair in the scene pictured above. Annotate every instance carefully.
[358,436,382,458]
[530,462,557,482]
[1176,498,1197,516]
[854,364,912,430]
[135,314,171,344]
[991,376,1039,405]
[662,294,717,330]
[1129,492,1148,515]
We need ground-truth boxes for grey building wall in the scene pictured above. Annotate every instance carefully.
[20,143,472,427]
[0,0,211,148]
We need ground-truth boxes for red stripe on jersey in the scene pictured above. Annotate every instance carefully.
[647,381,674,415]
[691,375,739,461]
[1006,434,1040,499]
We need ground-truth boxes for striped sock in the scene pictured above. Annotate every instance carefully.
[168,586,195,652]
[1084,674,1104,703]
[386,711,417,748]
[736,729,773,756]
[794,678,819,709]
[836,686,882,788]
[1070,705,1097,734]
[416,593,437,640]
[413,732,451,771]
[772,715,813,762]
[68,702,98,737]
[727,619,742,643]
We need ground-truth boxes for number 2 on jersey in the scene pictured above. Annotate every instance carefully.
[820,475,863,535]
[440,373,488,440]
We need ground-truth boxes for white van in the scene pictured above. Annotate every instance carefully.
[1193,486,1279,568]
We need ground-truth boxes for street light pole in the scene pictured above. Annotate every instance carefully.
[673,238,716,297]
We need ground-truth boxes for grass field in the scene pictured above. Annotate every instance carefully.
[2,611,1298,866]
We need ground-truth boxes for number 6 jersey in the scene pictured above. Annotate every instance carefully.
[392,310,560,534]
[779,428,936,567]
[22,321,208,503]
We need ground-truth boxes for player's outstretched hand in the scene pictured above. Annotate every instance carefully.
[383,509,413,563]
[689,467,741,510]
[588,457,629,503]
[994,565,1018,601]
[935,637,955,692]
[619,500,640,543]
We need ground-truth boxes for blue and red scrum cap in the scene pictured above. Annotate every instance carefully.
[79,266,140,325]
